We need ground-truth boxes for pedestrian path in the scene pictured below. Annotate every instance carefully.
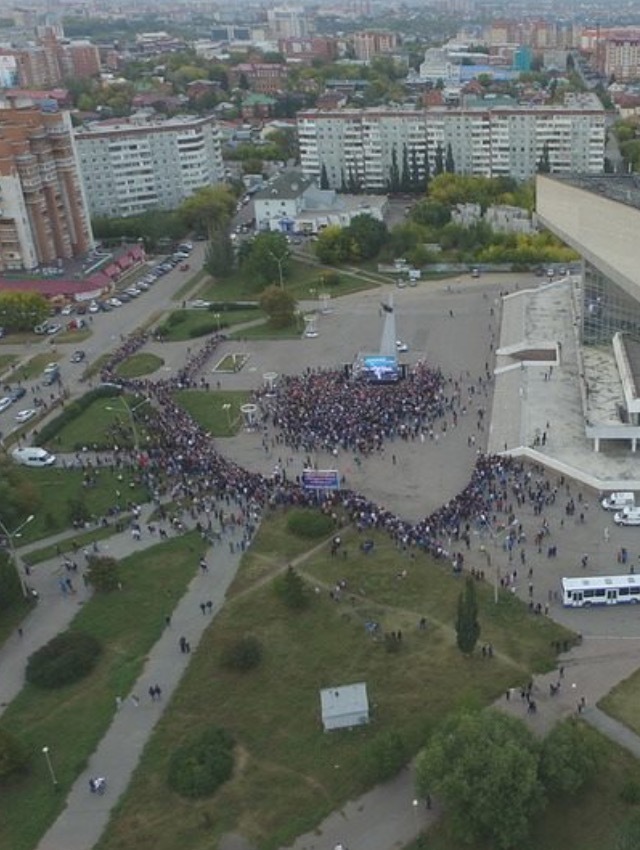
[584,706,640,760]
[0,502,182,715]
[35,523,245,850]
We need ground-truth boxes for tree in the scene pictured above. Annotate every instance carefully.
[387,146,400,193]
[445,142,455,174]
[539,720,602,795]
[274,565,309,610]
[242,232,291,287]
[0,553,23,612]
[85,556,121,593]
[537,141,551,174]
[0,291,48,331]
[0,461,40,530]
[455,576,480,655]
[204,229,235,278]
[364,730,408,783]
[415,710,544,849]
[347,214,388,260]
[400,145,411,193]
[0,728,28,781]
[315,225,355,265]
[259,284,296,329]
[411,200,451,228]
[320,163,330,190]
[178,186,236,237]
[220,635,263,671]
[434,143,445,176]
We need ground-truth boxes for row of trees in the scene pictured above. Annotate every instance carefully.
[314,215,388,265]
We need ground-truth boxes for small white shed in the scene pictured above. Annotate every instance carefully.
[320,682,369,732]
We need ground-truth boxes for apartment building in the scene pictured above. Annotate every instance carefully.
[297,94,605,191]
[75,114,224,219]
[267,6,310,40]
[603,31,640,82]
[0,104,93,271]
[352,31,398,62]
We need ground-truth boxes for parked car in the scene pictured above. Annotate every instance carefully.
[0,396,12,413]
[190,299,211,309]
[396,340,409,353]
[614,507,640,526]
[46,324,61,335]
[70,350,86,363]
[88,301,100,313]
[8,387,26,402]
[12,447,56,467]
[61,304,74,316]
[15,408,36,424]
[107,297,123,308]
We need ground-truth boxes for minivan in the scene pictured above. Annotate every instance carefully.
[602,492,635,511]
[12,447,56,467]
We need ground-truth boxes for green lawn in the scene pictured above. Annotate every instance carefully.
[172,389,250,437]
[200,258,377,303]
[228,321,301,341]
[418,724,640,850]
[0,532,202,850]
[115,353,164,379]
[172,268,209,302]
[95,510,572,850]
[8,353,55,382]
[599,667,640,737]
[0,353,17,374]
[157,308,262,342]
[42,395,151,452]
[55,328,92,345]
[17,468,150,544]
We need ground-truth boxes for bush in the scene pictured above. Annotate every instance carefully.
[539,720,602,796]
[86,556,121,592]
[363,731,408,783]
[620,778,640,804]
[220,635,263,671]
[35,386,121,447]
[0,554,23,612]
[286,509,334,540]
[26,630,102,689]
[168,727,234,799]
[0,728,29,781]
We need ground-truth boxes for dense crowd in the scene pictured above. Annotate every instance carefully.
[97,329,533,559]
[254,364,447,454]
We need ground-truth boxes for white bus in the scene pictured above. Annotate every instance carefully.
[562,575,640,608]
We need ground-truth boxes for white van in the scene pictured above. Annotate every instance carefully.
[12,447,56,467]
[602,492,635,511]
[614,507,640,526]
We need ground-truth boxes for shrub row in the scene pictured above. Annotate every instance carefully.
[168,727,234,799]
[26,630,102,689]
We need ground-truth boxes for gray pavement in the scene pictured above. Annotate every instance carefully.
[35,518,245,850]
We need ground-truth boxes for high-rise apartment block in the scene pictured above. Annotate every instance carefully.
[0,104,93,271]
[297,94,605,190]
[267,6,310,40]
[602,30,640,82]
[75,114,224,219]
[352,31,398,61]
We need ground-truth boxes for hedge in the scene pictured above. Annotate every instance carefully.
[286,509,334,540]
[26,630,102,689]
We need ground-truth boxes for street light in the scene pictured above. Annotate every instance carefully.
[268,248,289,289]
[412,798,420,837]
[105,396,150,454]
[214,312,221,332]
[42,746,58,787]
[221,403,232,430]
[0,513,35,598]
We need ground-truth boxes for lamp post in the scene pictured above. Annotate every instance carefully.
[221,403,232,430]
[42,746,58,787]
[268,248,288,289]
[0,513,35,598]
[214,312,221,332]
[412,798,420,837]
[105,396,150,454]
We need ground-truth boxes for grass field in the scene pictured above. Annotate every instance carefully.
[96,511,572,850]
[228,321,301,341]
[0,353,17,374]
[17,468,150,544]
[115,353,164,379]
[200,258,377,304]
[0,532,202,850]
[55,328,92,345]
[82,352,110,381]
[416,723,640,850]
[599,667,640,737]
[172,389,250,437]
[172,268,209,302]
[42,395,151,452]
[158,308,262,342]
[8,353,55,382]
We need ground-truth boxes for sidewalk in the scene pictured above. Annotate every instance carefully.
[1,503,185,714]
[35,520,245,850]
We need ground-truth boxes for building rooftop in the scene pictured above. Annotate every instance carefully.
[548,174,640,213]
[320,682,368,720]
[254,170,313,200]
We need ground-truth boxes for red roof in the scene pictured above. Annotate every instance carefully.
[104,264,120,278]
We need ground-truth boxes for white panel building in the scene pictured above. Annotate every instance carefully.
[297,93,605,191]
[75,114,224,218]
[320,683,369,732]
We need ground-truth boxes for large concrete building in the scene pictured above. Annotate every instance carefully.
[75,114,224,218]
[297,94,605,191]
[0,104,93,271]
[537,173,640,451]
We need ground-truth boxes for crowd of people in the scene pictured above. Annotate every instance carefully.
[95,329,542,564]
